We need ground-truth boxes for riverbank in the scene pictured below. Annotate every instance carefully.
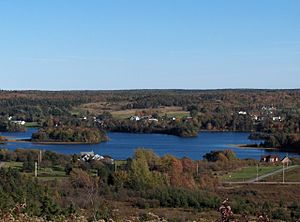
[235,144,300,154]
[8,139,101,145]
[3,138,102,145]
[234,144,278,150]
[31,141,101,145]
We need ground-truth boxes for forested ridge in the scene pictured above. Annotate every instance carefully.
[0,89,299,148]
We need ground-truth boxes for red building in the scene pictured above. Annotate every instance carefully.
[260,155,280,163]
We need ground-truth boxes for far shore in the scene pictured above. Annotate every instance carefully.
[5,139,100,145]
[31,141,100,145]
[233,144,278,150]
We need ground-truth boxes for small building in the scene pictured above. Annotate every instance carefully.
[238,111,247,115]
[281,156,292,166]
[80,151,95,162]
[11,120,26,125]
[79,151,113,163]
[130,116,140,121]
[260,155,280,163]
[272,116,282,121]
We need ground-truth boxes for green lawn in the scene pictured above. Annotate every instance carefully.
[111,109,190,120]
[2,161,67,180]
[2,161,23,169]
[164,111,190,119]
[25,122,40,127]
[38,167,66,177]
[222,165,282,182]
[263,165,300,182]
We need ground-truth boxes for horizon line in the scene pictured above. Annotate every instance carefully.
[1,88,300,92]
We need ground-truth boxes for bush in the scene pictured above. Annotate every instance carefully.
[143,186,220,210]
[22,161,35,173]
[272,208,288,220]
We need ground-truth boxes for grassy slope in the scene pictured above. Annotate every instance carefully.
[222,165,282,182]
[2,161,67,180]
[263,165,300,182]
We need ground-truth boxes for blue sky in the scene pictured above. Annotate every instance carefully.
[0,0,300,90]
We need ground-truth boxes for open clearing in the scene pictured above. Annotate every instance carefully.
[222,165,282,182]
[73,103,190,119]
[262,165,300,182]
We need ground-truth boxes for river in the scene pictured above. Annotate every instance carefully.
[0,128,298,160]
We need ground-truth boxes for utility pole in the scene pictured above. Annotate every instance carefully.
[282,163,285,184]
[34,162,38,177]
[39,150,42,163]
[256,164,259,182]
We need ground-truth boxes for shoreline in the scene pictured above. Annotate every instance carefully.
[234,144,278,151]
[31,141,100,145]
[5,139,100,145]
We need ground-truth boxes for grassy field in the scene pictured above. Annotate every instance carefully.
[111,108,189,120]
[25,122,40,127]
[2,161,23,169]
[263,165,300,182]
[2,161,67,180]
[222,165,282,182]
[73,103,190,120]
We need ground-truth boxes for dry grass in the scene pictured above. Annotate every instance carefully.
[73,103,190,119]
[111,107,189,119]
[74,101,125,115]
[220,183,300,207]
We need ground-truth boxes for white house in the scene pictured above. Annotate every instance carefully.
[130,116,140,121]
[11,120,26,125]
[272,116,282,121]
[281,156,292,166]
[92,154,105,161]
[80,151,105,162]
[238,111,247,115]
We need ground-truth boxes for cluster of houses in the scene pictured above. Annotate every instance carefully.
[129,115,181,123]
[129,115,159,122]
[260,155,291,165]
[261,106,277,114]
[7,116,26,125]
[79,151,114,164]
[237,106,282,123]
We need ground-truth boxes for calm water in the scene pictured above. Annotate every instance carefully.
[0,128,299,160]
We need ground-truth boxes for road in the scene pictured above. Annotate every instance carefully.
[223,165,300,185]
